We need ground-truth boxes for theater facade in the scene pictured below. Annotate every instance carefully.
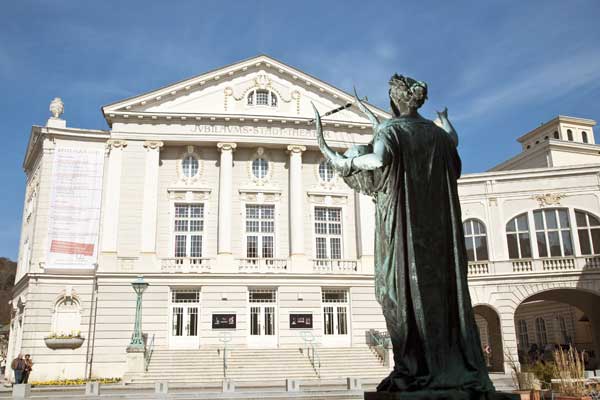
[8,55,600,381]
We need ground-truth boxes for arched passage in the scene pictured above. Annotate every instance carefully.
[514,288,600,370]
[474,304,504,372]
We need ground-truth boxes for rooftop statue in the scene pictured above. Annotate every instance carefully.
[313,75,495,399]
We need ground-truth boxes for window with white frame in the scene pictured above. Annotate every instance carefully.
[247,89,277,107]
[506,213,532,259]
[535,317,548,346]
[322,289,348,335]
[182,155,199,178]
[533,208,573,257]
[318,160,335,183]
[463,219,488,262]
[251,158,269,180]
[246,205,275,258]
[575,210,600,255]
[517,319,529,350]
[174,204,204,259]
[249,288,276,336]
[315,207,342,259]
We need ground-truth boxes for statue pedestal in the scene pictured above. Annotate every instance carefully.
[365,391,521,400]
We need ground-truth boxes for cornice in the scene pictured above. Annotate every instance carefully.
[106,110,372,131]
[460,163,600,184]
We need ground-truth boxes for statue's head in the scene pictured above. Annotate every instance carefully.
[389,74,427,116]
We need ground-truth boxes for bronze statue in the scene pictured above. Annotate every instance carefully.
[313,75,495,399]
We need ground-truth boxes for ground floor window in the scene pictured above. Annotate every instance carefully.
[322,289,348,335]
[249,288,277,336]
[170,289,200,347]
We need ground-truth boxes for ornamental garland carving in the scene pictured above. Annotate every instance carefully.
[223,71,301,113]
[533,193,565,207]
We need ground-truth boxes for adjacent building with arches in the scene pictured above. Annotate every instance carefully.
[7,55,600,382]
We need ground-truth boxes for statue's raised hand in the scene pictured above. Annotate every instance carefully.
[436,107,458,147]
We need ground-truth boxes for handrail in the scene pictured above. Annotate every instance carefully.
[300,331,321,378]
[367,329,391,366]
[144,333,155,372]
[219,332,232,379]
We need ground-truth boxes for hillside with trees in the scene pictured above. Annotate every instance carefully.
[0,258,16,324]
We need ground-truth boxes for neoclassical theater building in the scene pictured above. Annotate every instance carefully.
[8,55,600,382]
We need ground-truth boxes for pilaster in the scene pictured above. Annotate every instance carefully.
[140,141,163,257]
[216,143,237,267]
[287,145,307,271]
[100,140,127,253]
[355,192,375,274]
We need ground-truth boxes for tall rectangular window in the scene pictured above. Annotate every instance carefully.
[315,207,342,259]
[174,204,204,258]
[245,205,275,258]
[533,209,573,257]
[322,289,349,335]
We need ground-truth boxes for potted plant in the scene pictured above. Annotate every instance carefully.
[552,346,591,400]
[506,351,541,400]
[44,330,85,350]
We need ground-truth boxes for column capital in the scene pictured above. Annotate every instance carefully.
[287,145,306,154]
[143,140,164,150]
[217,142,237,152]
[106,139,128,151]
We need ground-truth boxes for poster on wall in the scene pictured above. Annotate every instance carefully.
[212,314,236,329]
[289,313,313,329]
[46,147,105,269]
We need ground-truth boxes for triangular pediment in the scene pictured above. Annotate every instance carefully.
[102,55,390,125]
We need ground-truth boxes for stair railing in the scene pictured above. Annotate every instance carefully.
[144,333,155,372]
[300,331,321,378]
[367,329,391,367]
[219,332,232,379]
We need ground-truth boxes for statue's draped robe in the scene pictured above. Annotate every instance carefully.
[344,117,495,396]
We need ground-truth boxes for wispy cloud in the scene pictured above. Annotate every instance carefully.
[452,50,600,121]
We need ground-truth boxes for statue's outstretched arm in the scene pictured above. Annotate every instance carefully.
[347,135,391,171]
[436,107,458,147]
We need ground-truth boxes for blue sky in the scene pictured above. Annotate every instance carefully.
[1,0,599,260]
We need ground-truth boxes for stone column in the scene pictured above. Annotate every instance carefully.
[100,140,127,253]
[287,145,306,271]
[140,141,163,255]
[217,143,237,266]
[355,192,375,274]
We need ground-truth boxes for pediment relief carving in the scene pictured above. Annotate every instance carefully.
[102,55,389,125]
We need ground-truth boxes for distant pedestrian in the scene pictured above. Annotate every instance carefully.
[10,353,26,384]
[23,355,33,384]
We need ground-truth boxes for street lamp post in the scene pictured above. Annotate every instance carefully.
[127,276,149,351]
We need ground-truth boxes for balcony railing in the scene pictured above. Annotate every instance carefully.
[161,257,212,273]
[312,259,358,273]
[467,256,600,277]
[238,258,288,273]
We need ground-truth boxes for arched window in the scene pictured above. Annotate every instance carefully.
[247,89,277,107]
[533,208,573,257]
[567,129,573,141]
[182,155,199,178]
[506,213,532,259]
[52,297,81,336]
[318,160,335,183]
[535,317,547,346]
[517,319,529,350]
[575,210,600,255]
[463,219,488,261]
[252,158,269,179]
[553,131,559,139]
[582,131,588,143]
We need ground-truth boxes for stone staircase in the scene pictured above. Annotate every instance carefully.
[130,346,390,385]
